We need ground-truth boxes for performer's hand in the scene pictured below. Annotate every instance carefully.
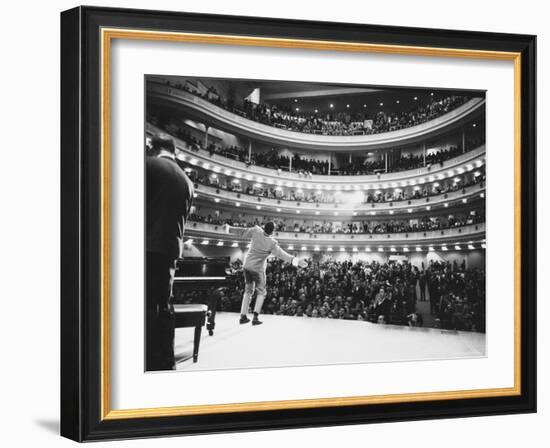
[292,257,308,268]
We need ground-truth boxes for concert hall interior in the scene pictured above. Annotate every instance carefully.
[145,75,486,370]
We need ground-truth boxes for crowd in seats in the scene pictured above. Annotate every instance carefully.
[187,166,485,205]
[148,111,484,176]
[199,258,485,331]
[188,209,485,235]
[160,79,473,137]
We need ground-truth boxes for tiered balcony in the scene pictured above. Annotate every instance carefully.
[147,80,485,151]
[185,222,486,249]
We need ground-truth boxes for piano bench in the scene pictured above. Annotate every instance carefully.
[174,304,208,363]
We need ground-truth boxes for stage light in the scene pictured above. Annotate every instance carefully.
[217,241,224,246]
[430,92,434,96]
[201,240,209,245]
[468,244,475,250]
[231,242,238,247]
[363,104,367,108]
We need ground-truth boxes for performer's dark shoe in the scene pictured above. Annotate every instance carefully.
[239,315,250,324]
[252,318,263,326]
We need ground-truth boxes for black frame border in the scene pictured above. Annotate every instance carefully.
[61,6,536,442]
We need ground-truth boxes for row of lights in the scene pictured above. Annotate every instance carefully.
[183,155,484,190]
[186,239,486,252]
[292,93,434,112]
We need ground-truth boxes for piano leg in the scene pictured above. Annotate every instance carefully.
[207,288,223,336]
[193,325,202,363]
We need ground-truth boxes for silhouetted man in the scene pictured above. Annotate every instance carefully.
[146,133,194,371]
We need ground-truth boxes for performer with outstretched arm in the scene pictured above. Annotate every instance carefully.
[223,221,308,326]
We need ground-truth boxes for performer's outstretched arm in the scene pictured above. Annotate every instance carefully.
[224,224,260,239]
[272,244,308,268]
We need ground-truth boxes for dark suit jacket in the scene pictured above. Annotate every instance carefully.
[146,155,194,260]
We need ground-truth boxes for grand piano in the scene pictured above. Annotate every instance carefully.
[172,257,232,362]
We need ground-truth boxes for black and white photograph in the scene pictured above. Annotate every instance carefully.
[145,75,487,372]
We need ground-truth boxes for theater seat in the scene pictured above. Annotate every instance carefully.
[174,304,208,363]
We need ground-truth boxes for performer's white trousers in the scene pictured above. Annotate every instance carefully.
[240,292,266,315]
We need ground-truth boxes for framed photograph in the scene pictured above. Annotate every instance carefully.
[60,6,536,441]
